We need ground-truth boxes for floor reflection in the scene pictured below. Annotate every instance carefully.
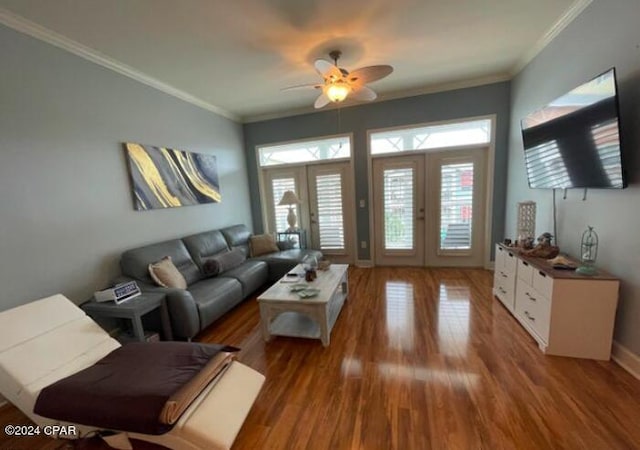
[378,362,479,387]
[384,281,415,351]
[437,283,471,357]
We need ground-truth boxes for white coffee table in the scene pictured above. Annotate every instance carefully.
[257,264,348,347]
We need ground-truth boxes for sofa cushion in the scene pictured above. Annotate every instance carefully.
[249,234,279,257]
[202,249,246,277]
[149,256,187,289]
[221,261,269,297]
[220,225,251,258]
[183,230,230,270]
[188,278,243,329]
[121,239,202,286]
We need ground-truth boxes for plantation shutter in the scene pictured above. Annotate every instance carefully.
[440,162,473,250]
[315,173,345,250]
[383,167,414,250]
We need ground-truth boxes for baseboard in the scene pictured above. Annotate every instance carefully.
[611,341,640,380]
[355,260,374,268]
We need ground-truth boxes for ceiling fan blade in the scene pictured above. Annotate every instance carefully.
[314,92,331,109]
[348,65,393,85]
[350,85,377,102]
[314,59,342,81]
[281,83,322,91]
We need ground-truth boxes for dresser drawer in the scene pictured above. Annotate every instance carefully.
[515,282,551,342]
[495,278,515,311]
[517,258,534,285]
[495,244,506,270]
[533,268,553,299]
[504,249,518,275]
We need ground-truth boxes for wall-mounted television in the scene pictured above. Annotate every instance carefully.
[521,68,626,189]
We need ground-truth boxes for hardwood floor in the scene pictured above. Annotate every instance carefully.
[2,267,640,449]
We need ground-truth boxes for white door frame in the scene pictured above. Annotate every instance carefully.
[372,155,426,266]
[255,135,357,264]
[366,114,497,269]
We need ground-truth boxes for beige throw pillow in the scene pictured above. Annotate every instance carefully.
[249,234,279,257]
[149,256,187,289]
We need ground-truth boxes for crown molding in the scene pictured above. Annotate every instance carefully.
[242,73,511,123]
[0,8,240,122]
[511,0,593,76]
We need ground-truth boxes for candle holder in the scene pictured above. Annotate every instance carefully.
[576,226,598,275]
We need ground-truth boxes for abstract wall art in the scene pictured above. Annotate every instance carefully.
[124,142,221,210]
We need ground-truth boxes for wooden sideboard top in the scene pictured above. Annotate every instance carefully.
[497,243,618,281]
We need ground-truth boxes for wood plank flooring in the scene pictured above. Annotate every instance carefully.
[1,267,639,449]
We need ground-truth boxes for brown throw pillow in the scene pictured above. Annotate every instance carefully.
[202,258,221,277]
[249,234,279,257]
[202,248,246,276]
[148,256,187,289]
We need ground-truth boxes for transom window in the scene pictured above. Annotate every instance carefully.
[258,135,350,167]
[371,118,491,155]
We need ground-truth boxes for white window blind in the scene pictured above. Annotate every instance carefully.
[440,163,474,250]
[271,177,296,232]
[315,173,345,250]
[525,140,571,188]
[591,121,623,187]
[383,168,414,250]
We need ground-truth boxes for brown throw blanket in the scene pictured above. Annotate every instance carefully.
[34,342,237,435]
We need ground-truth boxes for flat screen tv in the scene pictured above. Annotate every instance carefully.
[521,68,626,189]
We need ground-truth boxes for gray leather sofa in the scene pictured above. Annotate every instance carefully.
[119,224,322,340]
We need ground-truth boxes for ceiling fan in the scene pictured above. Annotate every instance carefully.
[283,50,393,109]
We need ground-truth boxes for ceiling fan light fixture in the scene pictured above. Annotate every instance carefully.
[326,82,350,103]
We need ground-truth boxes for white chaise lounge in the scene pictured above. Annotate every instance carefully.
[0,294,265,450]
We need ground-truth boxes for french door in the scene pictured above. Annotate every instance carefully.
[263,162,355,264]
[372,148,487,267]
[373,156,425,266]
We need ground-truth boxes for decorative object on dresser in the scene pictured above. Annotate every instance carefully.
[522,232,559,259]
[516,201,536,247]
[576,226,598,275]
[493,243,619,360]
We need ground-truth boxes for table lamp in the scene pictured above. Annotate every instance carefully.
[278,190,301,231]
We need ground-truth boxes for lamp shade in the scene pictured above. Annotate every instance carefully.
[278,190,301,206]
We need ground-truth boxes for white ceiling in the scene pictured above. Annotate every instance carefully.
[0,0,588,122]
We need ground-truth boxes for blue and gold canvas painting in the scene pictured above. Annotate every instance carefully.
[124,142,221,210]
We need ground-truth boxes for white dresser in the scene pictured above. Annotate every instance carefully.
[492,243,619,360]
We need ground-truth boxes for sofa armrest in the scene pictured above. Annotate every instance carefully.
[110,277,200,340]
[161,289,200,340]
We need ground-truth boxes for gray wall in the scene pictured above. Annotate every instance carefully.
[244,82,511,261]
[0,24,252,310]
[506,0,640,354]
